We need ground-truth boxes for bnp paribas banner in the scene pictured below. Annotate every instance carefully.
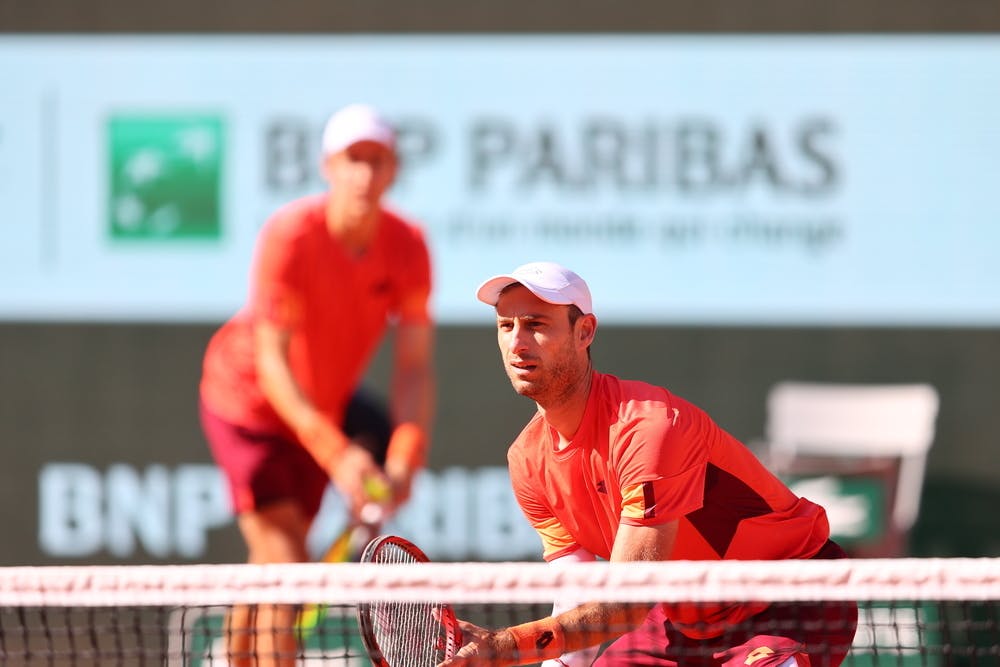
[1,35,998,325]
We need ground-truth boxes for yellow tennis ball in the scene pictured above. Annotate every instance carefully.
[363,476,391,502]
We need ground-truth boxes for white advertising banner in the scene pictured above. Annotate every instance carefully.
[1,35,998,324]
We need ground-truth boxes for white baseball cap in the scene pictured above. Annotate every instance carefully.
[321,103,396,155]
[476,261,593,314]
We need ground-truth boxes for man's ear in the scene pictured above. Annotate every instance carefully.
[577,313,598,349]
[319,153,334,185]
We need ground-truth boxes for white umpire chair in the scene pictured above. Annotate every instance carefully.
[763,381,940,555]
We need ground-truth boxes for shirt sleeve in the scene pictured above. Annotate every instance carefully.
[249,215,305,330]
[614,401,709,526]
[392,226,433,325]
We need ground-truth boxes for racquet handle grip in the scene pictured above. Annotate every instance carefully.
[359,501,385,526]
[359,476,391,525]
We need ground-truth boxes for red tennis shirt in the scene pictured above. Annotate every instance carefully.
[200,194,432,436]
[507,371,831,637]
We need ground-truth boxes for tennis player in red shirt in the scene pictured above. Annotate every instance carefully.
[199,104,434,667]
[441,262,857,667]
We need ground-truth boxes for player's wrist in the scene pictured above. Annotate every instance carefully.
[383,457,415,482]
[493,628,519,662]
[294,412,348,470]
[385,422,427,471]
[507,618,566,663]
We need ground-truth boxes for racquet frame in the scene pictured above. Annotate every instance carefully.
[356,535,462,667]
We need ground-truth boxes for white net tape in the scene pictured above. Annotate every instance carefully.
[1,558,998,607]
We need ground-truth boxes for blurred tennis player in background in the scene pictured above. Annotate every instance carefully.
[442,261,856,667]
[199,103,435,667]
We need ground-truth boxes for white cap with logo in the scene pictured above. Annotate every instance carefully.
[476,261,593,314]
[321,103,396,155]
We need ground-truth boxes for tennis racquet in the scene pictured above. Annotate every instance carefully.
[296,478,391,638]
[294,517,381,637]
[357,535,463,667]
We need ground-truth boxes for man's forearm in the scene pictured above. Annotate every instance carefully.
[502,601,655,664]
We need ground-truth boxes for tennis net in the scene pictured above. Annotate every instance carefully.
[0,558,997,666]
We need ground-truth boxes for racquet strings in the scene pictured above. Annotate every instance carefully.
[366,540,453,667]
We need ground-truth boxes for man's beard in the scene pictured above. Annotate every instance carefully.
[506,353,581,405]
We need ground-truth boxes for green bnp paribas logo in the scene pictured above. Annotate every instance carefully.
[108,115,224,241]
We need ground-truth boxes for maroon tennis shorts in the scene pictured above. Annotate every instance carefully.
[594,540,859,667]
[200,390,392,519]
